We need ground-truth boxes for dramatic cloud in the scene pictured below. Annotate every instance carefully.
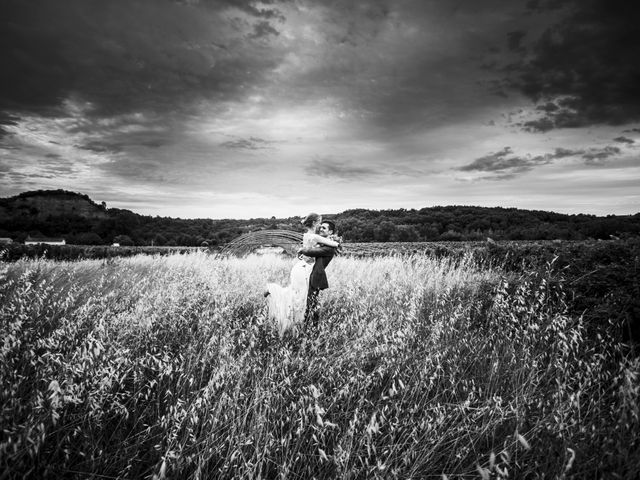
[220,137,274,150]
[2,0,639,217]
[459,144,629,178]
[184,0,289,21]
[501,0,640,130]
[552,147,583,158]
[0,0,286,119]
[0,112,19,139]
[459,147,552,174]
[582,146,621,165]
[305,157,380,181]
[507,30,526,52]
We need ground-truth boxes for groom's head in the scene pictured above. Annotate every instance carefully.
[319,221,335,237]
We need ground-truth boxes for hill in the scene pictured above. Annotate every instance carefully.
[0,189,108,220]
[0,190,639,246]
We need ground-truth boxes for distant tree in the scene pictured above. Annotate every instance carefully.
[73,232,104,245]
[152,233,167,246]
[113,234,134,246]
[176,234,195,246]
[94,219,117,240]
[374,221,396,242]
[439,230,463,241]
[215,229,239,244]
[419,224,440,241]
[394,225,419,242]
[3,190,640,244]
[468,218,491,231]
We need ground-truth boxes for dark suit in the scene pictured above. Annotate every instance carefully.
[298,244,336,329]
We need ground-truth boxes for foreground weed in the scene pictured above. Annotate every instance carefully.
[0,252,637,479]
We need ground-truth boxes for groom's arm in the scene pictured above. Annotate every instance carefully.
[298,245,335,257]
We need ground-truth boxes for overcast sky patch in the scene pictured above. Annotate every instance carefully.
[1,0,639,217]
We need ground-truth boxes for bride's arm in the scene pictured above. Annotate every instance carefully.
[310,233,339,248]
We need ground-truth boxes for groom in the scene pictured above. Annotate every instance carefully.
[298,220,338,331]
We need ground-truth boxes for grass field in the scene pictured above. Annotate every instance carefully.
[1,250,638,479]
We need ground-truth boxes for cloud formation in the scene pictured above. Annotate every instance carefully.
[305,157,380,180]
[582,146,621,165]
[459,144,629,178]
[2,0,639,217]
[459,147,552,174]
[220,137,274,150]
[502,0,640,130]
[0,0,286,121]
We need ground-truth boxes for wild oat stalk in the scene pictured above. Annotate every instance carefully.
[0,252,637,479]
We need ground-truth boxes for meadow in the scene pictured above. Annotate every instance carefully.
[1,248,638,479]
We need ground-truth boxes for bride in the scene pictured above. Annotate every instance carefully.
[265,213,340,337]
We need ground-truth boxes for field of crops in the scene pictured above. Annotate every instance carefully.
[1,247,639,479]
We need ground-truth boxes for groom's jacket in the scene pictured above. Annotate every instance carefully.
[299,245,336,290]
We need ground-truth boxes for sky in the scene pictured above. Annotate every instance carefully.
[1,0,639,219]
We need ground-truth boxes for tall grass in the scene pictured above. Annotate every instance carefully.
[1,252,637,479]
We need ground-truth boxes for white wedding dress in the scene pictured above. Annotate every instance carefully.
[266,232,316,337]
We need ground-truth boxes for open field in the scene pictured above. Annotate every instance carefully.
[0,238,634,262]
[0,244,202,262]
[1,248,639,479]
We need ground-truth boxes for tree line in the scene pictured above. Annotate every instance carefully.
[1,191,639,246]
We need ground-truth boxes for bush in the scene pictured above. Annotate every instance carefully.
[113,234,134,246]
[71,232,104,245]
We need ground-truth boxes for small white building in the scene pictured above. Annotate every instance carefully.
[0,237,12,244]
[112,243,120,247]
[25,236,66,245]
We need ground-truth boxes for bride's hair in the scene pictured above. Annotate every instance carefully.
[301,212,321,228]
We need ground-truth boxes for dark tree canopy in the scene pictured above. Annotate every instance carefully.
[1,190,638,246]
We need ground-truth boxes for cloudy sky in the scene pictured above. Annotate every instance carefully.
[1,0,639,218]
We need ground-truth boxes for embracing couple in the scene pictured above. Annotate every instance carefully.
[265,213,341,337]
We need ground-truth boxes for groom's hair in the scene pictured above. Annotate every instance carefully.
[323,220,336,234]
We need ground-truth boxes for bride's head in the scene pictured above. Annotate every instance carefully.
[301,212,322,230]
